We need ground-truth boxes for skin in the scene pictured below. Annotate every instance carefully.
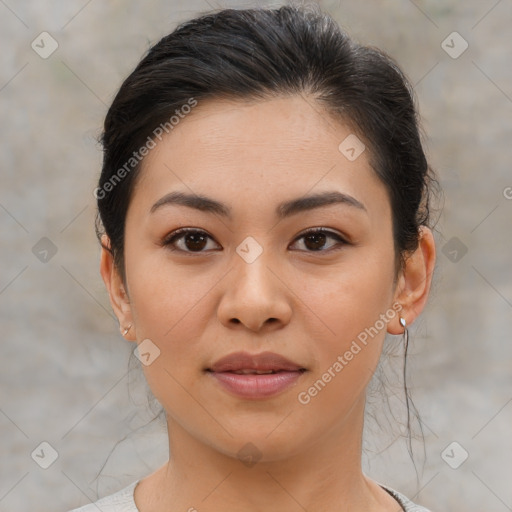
[100,95,436,512]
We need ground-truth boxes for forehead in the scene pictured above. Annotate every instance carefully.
[130,95,390,221]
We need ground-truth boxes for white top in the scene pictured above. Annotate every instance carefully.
[68,479,431,511]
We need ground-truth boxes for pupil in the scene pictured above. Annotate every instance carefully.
[305,232,326,251]
[186,233,207,251]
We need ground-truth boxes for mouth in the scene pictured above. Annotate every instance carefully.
[205,351,307,399]
[206,369,306,399]
[206,350,306,374]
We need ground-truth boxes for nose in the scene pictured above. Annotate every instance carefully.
[217,253,292,333]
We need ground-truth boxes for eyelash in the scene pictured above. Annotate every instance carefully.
[162,227,348,254]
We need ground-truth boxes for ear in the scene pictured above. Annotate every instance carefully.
[99,235,136,341]
[387,226,436,335]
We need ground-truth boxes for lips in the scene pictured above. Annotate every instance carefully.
[206,351,307,399]
[207,351,306,373]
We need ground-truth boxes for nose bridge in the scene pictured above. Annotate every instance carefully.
[233,241,276,300]
[217,237,292,331]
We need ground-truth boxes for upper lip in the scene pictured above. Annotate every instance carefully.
[207,351,306,373]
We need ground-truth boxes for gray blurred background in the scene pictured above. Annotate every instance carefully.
[1,1,511,510]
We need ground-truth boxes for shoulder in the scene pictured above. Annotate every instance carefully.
[379,483,432,512]
[66,480,140,512]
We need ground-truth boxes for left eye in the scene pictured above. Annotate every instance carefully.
[290,228,347,252]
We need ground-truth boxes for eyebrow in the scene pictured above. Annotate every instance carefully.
[150,190,367,219]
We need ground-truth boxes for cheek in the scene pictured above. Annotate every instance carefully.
[124,251,234,390]
[295,252,395,380]
[126,258,213,411]
[126,246,214,337]
[301,254,394,334]
[293,274,393,414]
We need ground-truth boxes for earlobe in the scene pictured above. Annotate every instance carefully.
[99,235,136,341]
[386,268,408,335]
[387,226,436,335]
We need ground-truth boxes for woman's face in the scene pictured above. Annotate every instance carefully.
[110,95,408,461]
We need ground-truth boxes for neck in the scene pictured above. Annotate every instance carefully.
[140,394,393,512]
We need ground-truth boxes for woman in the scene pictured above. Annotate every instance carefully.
[70,4,437,511]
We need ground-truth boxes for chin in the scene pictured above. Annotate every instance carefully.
[207,425,310,465]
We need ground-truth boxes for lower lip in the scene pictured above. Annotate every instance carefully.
[208,370,304,399]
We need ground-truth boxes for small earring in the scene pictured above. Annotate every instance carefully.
[399,317,408,346]
[122,324,132,336]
